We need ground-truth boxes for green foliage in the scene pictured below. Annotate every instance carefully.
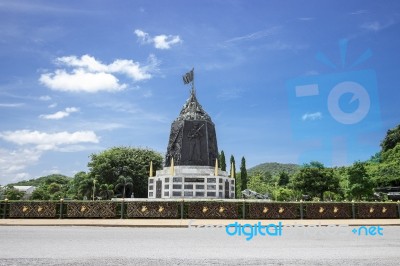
[247,173,269,194]
[367,152,382,163]
[347,161,375,200]
[248,162,299,176]
[278,171,290,187]
[273,187,301,201]
[381,124,400,153]
[376,143,400,186]
[115,176,133,198]
[31,187,51,200]
[291,162,340,200]
[99,184,114,200]
[67,172,88,199]
[78,176,96,200]
[322,191,342,201]
[4,187,25,200]
[219,150,226,171]
[230,155,239,198]
[88,146,163,198]
[9,174,71,187]
[235,173,241,198]
[240,157,248,191]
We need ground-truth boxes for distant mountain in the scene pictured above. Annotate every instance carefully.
[248,162,300,176]
[8,174,72,187]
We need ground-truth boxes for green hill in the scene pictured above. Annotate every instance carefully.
[248,162,300,176]
[8,174,72,187]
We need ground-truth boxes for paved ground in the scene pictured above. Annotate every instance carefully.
[1,218,400,227]
[0,223,399,265]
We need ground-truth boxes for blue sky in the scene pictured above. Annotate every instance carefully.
[1,0,400,184]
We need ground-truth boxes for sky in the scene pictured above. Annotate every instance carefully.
[1,0,400,185]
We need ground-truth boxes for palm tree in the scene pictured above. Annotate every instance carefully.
[78,178,95,200]
[99,184,114,200]
[115,176,133,199]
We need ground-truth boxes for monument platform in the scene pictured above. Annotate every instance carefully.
[148,166,235,199]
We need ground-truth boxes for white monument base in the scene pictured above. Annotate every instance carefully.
[148,166,235,199]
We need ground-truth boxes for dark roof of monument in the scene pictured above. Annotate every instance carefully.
[175,89,212,122]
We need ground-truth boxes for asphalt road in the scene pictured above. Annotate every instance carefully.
[0,224,399,265]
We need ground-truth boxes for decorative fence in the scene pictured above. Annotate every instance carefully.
[1,200,399,219]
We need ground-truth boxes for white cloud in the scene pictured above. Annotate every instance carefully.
[350,10,368,15]
[0,148,41,184]
[361,20,395,32]
[39,54,158,93]
[361,21,382,32]
[40,69,126,93]
[39,107,79,120]
[302,112,322,121]
[39,95,51,101]
[134,29,182,49]
[298,17,314,21]
[48,103,57,108]
[14,172,31,182]
[0,103,24,107]
[0,130,99,151]
[153,35,182,49]
[225,26,281,43]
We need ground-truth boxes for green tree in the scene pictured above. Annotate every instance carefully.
[376,143,400,186]
[47,183,62,194]
[99,184,114,200]
[274,187,301,201]
[0,186,5,200]
[115,176,133,199]
[291,162,340,200]
[278,171,290,187]
[247,172,269,194]
[31,187,51,200]
[230,155,239,198]
[88,147,163,198]
[381,124,400,153]
[78,177,96,200]
[4,187,24,200]
[240,156,248,191]
[219,150,226,171]
[68,172,88,199]
[347,161,375,200]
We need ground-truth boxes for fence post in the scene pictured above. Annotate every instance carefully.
[397,201,400,219]
[180,199,184,219]
[59,199,64,219]
[242,199,246,219]
[120,200,124,219]
[351,200,356,219]
[300,200,304,220]
[2,199,8,219]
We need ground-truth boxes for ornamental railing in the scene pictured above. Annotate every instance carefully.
[1,199,399,219]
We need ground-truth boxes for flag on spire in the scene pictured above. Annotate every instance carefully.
[182,68,194,84]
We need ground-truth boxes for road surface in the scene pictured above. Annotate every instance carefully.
[0,224,399,265]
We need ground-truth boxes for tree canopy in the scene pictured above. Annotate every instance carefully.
[291,162,340,199]
[88,146,163,198]
[381,124,400,153]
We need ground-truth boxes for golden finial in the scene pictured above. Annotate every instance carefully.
[149,161,153,177]
[215,158,218,176]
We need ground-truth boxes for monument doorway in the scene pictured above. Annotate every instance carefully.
[224,180,230,199]
[156,180,162,198]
